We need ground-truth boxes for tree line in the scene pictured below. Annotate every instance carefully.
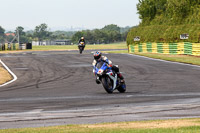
[72,24,130,44]
[0,24,131,44]
[127,0,200,44]
[137,0,200,26]
[0,24,75,44]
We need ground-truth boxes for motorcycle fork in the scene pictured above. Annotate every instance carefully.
[106,73,117,90]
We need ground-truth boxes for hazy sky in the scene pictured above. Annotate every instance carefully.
[0,0,140,31]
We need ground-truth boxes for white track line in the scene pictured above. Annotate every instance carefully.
[0,59,17,87]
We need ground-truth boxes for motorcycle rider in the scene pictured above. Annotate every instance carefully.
[78,37,86,50]
[92,51,124,84]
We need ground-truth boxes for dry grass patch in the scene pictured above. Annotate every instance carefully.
[83,119,200,129]
[1,118,200,133]
[0,51,24,54]
[0,64,12,85]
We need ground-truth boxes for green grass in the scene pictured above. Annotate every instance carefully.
[102,49,200,66]
[102,50,128,54]
[1,118,200,133]
[133,53,200,66]
[32,42,128,51]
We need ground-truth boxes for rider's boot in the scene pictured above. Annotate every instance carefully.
[117,73,124,83]
[96,76,101,84]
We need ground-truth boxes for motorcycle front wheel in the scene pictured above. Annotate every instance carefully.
[102,76,114,94]
[79,47,83,54]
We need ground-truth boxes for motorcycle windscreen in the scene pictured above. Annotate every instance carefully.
[96,61,105,69]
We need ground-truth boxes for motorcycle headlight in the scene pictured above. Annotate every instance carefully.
[97,69,104,75]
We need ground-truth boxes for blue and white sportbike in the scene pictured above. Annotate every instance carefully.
[94,61,126,94]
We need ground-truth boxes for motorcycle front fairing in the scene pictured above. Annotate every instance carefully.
[78,42,85,46]
[95,62,118,90]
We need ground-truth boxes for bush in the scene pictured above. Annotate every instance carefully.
[127,24,200,45]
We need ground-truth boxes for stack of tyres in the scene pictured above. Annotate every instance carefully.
[162,43,169,54]
[157,43,163,53]
[12,43,16,50]
[184,42,193,55]
[12,43,20,50]
[146,43,152,53]
[138,44,143,52]
[26,43,32,49]
[1,44,5,51]
[20,44,26,50]
[129,45,134,53]
[169,43,178,54]
[15,43,19,50]
[5,43,8,50]
[5,43,15,50]
[8,43,12,50]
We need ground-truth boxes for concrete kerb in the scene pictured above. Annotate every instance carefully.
[0,59,17,87]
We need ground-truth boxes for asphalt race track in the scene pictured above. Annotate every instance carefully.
[0,50,200,129]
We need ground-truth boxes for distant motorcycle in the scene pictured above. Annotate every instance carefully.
[94,61,126,94]
[78,42,85,54]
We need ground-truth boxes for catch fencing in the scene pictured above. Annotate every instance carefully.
[129,42,200,56]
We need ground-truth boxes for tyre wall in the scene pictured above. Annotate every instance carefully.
[0,43,32,51]
[129,42,200,56]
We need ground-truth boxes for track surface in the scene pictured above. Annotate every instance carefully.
[0,50,200,129]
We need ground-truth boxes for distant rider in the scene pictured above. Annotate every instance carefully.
[78,37,86,50]
[92,51,124,84]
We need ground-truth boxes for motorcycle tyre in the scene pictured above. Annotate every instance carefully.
[79,47,83,54]
[117,81,126,93]
[102,76,114,94]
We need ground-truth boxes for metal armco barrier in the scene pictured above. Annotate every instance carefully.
[129,42,200,56]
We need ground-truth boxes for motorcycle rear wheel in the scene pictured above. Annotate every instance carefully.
[102,76,114,94]
[117,81,126,93]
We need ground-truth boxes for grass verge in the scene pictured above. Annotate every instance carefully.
[0,42,128,53]
[32,42,128,51]
[0,64,12,85]
[102,50,129,54]
[105,50,200,66]
[133,52,200,66]
[1,118,200,133]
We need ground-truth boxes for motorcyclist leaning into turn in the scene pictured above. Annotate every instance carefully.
[78,37,86,50]
[92,51,124,84]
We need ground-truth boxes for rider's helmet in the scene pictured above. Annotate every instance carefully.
[81,37,84,40]
[94,51,102,61]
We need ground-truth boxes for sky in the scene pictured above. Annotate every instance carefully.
[0,0,140,31]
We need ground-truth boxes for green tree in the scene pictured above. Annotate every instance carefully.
[16,26,30,43]
[0,26,5,43]
[82,30,95,44]
[166,0,190,22]
[102,24,120,33]
[34,23,51,43]
[71,31,84,43]
[71,24,126,44]
[93,29,107,44]
[16,26,25,36]
[137,0,167,25]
